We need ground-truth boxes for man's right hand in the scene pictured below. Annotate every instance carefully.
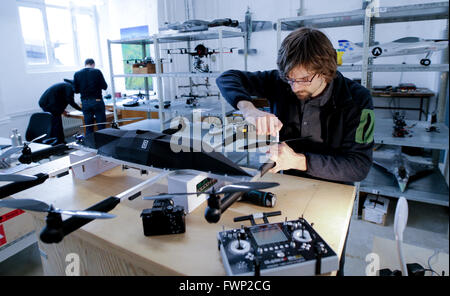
[237,101,283,136]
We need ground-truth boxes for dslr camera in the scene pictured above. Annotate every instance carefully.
[140,199,186,236]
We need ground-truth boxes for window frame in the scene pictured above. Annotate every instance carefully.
[16,0,101,73]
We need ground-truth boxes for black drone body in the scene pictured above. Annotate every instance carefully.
[82,128,251,177]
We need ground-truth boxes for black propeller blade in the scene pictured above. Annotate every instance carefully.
[143,181,280,200]
[0,199,116,219]
[81,117,144,128]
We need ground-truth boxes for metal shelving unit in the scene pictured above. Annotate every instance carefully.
[107,36,155,124]
[276,1,449,214]
[361,120,449,207]
[107,27,247,131]
[153,28,247,131]
[276,1,449,88]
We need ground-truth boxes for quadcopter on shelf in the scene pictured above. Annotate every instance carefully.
[167,44,236,73]
[392,112,413,138]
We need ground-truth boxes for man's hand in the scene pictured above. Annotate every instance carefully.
[267,142,307,173]
[237,101,283,136]
[62,110,69,116]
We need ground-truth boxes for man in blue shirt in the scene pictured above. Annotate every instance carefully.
[73,58,108,135]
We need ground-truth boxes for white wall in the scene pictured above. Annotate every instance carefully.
[0,0,73,138]
[0,0,109,138]
[0,0,159,139]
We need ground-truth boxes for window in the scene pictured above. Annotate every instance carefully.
[75,12,100,63]
[17,0,101,70]
[46,7,76,66]
[18,6,48,65]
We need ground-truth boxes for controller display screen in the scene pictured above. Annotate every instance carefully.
[251,224,288,245]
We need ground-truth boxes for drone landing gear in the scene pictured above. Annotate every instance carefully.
[111,121,120,129]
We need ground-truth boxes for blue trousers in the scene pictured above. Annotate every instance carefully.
[81,99,106,135]
[50,112,66,144]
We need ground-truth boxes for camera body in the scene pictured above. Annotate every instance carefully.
[140,199,186,236]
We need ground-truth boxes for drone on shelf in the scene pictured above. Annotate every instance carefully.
[372,147,435,192]
[123,57,172,69]
[176,92,220,107]
[392,112,413,138]
[167,44,236,73]
[160,18,239,33]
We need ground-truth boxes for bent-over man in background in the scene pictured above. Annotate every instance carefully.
[39,79,82,144]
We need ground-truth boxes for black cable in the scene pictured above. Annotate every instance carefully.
[416,268,441,276]
[427,249,441,276]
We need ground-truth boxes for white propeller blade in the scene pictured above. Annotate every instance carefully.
[394,196,409,276]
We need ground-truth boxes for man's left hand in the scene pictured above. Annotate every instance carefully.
[267,142,307,173]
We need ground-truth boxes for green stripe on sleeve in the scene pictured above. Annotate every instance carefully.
[355,109,375,144]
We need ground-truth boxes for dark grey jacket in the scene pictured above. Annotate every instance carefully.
[216,70,375,183]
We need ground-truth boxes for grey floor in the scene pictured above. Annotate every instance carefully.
[0,150,448,276]
[344,198,448,276]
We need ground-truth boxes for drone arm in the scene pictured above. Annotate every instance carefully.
[219,191,243,214]
[18,144,69,164]
[0,173,49,199]
[40,196,121,244]
[61,196,120,236]
[258,160,276,177]
[204,161,275,223]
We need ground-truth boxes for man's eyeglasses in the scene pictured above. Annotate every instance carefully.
[284,73,317,86]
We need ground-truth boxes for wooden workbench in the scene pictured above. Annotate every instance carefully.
[11,156,356,276]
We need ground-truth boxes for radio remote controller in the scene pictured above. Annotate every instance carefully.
[217,212,339,276]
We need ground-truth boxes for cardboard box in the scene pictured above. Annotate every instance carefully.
[362,194,390,226]
[0,197,35,248]
[132,63,163,74]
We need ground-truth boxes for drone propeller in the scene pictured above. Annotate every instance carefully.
[143,181,280,200]
[0,174,38,182]
[29,134,48,143]
[394,197,409,276]
[80,118,144,128]
[0,199,116,219]
[239,136,311,150]
[0,146,22,159]
[0,134,48,159]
